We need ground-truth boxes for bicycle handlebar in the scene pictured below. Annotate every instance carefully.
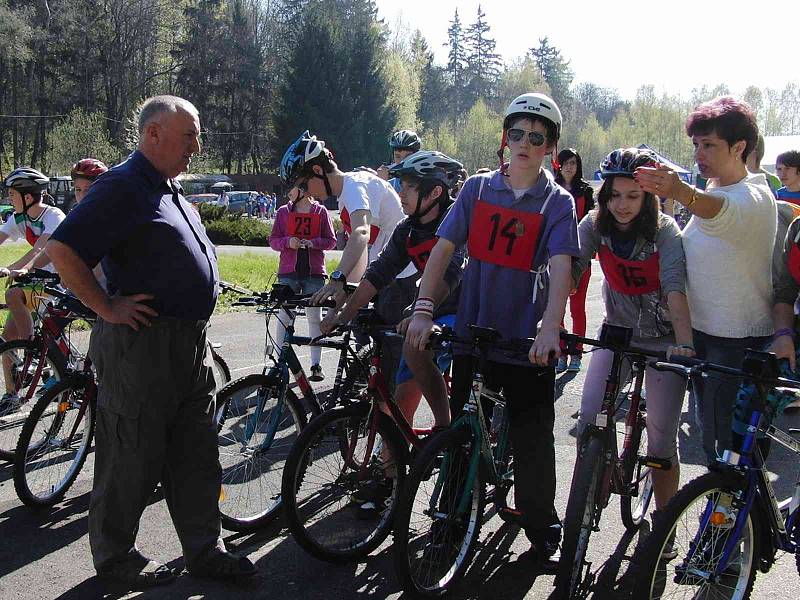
[652,354,800,389]
[8,268,61,286]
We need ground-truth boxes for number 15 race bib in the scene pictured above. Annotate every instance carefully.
[467,200,543,271]
[598,244,660,295]
[288,212,321,240]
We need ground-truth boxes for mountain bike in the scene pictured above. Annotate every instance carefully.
[281,309,442,563]
[554,324,667,599]
[630,349,800,599]
[392,325,533,597]
[214,283,369,531]
[0,270,75,461]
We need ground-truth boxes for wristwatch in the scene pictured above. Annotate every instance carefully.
[330,270,347,284]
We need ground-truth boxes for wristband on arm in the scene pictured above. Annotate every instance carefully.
[772,327,794,341]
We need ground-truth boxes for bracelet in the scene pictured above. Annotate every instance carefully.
[676,344,694,351]
[412,309,434,319]
[685,186,698,210]
[414,299,435,311]
[772,327,794,341]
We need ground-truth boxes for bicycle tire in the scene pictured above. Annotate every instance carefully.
[13,376,95,507]
[393,427,485,597]
[282,401,408,563]
[620,412,654,530]
[209,346,231,392]
[631,470,760,600]
[555,434,604,599]
[215,373,307,531]
[0,339,67,461]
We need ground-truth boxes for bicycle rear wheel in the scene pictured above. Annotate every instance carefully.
[282,401,408,563]
[0,340,66,460]
[209,345,231,394]
[393,427,484,597]
[631,471,759,600]
[555,434,604,599]
[215,374,307,531]
[620,412,654,530]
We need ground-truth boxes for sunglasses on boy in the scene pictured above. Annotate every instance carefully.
[506,128,545,146]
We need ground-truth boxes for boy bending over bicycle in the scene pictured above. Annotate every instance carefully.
[406,93,578,573]
[320,151,466,507]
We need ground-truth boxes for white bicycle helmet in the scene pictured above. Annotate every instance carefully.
[503,92,562,141]
[3,167,49,194]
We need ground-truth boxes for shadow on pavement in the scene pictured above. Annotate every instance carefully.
[0,491,91,580]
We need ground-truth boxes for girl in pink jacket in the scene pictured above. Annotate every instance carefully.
[269,193,337,380]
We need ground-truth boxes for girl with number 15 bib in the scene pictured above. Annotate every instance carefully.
[405,92,578,573]
[572,147,694,514]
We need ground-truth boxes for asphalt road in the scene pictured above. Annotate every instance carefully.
[1,266,799,600]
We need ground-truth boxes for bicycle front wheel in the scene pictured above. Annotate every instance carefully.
[209,346,231,394]
[282,401,408,563]
[13,376,95,507]
[620,412,654,530]
[393,427,485,597]
[0,340,66,460]
[631,471,760,600]
[215,374,307,531]
[555,434,604,599]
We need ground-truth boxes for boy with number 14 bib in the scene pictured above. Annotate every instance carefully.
[405,92,579,572]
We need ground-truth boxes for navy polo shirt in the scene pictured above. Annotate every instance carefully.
[51,151,219,320]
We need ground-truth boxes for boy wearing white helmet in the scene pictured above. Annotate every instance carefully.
[405,92,579,572]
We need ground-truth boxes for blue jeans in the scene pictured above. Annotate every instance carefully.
[395,314,456,385]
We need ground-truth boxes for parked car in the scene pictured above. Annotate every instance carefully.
[187,193,219,206]
[47,176,75,212]
[226,191,259,215]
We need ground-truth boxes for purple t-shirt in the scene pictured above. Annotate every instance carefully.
[437,169,579,364]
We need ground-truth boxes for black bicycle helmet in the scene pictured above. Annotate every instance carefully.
[389,130,422,153]
[600,148,658,179]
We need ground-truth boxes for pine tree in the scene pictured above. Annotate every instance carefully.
[444,8,468,114]
[528,37,573,111]
[463,4,501,106]
[276,0,396,169]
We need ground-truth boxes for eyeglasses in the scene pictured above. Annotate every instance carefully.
[507,128,545,146]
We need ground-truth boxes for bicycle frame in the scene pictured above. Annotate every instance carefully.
[684,396,800,579]
[428,350,512,520]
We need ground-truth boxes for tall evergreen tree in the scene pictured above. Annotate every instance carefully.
[276,0,396,170]
[529,37,573,111]
[444,8,468,114]
[463,5,501,106]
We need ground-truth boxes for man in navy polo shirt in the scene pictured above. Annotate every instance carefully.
[46,95,255,586]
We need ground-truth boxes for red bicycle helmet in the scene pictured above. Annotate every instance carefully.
[71,158,108,181]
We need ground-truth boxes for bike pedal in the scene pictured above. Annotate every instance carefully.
[639,456,671,470]
[497,506,524,525]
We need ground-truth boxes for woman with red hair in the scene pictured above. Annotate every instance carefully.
[636,96,776,465]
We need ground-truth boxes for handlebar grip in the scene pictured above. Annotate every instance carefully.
[664,354,703,369]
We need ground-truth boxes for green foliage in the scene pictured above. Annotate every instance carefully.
[276,0,396,170]
[455,100,501,173]
[205,217,272,246]
[529,37,574,112]
[46,109,121,174]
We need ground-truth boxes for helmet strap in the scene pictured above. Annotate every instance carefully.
[551,141,561,171]
[497,130,509,176]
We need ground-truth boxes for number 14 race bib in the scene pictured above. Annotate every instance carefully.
[467,200,543,271]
